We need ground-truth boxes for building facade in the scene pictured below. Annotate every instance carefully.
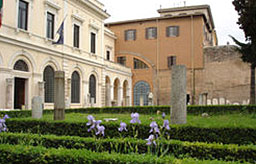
[0,0,132,109]
[106,5,217,105]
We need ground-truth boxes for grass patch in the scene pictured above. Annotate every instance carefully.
[39,113,256,128]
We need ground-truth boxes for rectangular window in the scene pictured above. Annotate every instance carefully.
[106,50,110,60]
[146,27,157,39]
[91,32,96,53]
[47,12,54,39]
[117,56,126,66]
[167,56,176,68]
[166,26,179,37]
[18,0,28,30]
[125,29,136,41]
[73,24,80,48]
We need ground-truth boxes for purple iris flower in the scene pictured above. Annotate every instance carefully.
[130,113,141,124]
[88,120,102,132]
[0,119,7,132]
[162,112,166,119]
[163,120,170,130]
[86,115,95,126]
[96,125,105,136]
[146,134,156,146]
[149,121,160,134]
[118,122,127,132]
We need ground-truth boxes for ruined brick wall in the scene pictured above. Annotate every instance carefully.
[198,45,251,105]
[157,45,251,105]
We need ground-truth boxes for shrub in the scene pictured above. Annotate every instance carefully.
[0,132,255,162]
[1,105,256,118]
[6,119,256,145]
[0,143,249,164]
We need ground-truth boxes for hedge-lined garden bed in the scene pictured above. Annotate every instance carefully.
[0,143,250,164]
[1,132,255,162]
[6,119,256,144]
[1,105,256,118]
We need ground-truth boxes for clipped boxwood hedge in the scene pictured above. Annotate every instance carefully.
[0,143,249,164]
[1,105,256,118]
[1,132,255,162]
[6,119,256,145]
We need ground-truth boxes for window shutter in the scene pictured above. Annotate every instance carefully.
[145,28,148,39]
[124,30,127,41]
[154,27,157,38]
[134,30,136,40]
[166,27,169,37]
[176,26,179,36]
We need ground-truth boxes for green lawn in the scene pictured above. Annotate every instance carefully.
[40,113,256,128]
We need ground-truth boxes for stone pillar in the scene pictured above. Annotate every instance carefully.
[6,78,14,109]
[140,95,144,106]
[65,78,71,108]
[54,71,65,120]
[110,85,114,104]
[32,96,43,119]
[106,83,111,106]
[170,65,187,124]
[118,87,123,106]
[38,81,45,102]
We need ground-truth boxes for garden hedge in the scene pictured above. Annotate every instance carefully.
[1,105,256,118]
[0,143,249,164]
[1,132,255,162]
[6,119,256,144]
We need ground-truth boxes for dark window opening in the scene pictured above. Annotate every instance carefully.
[47,12,55,39]
[73,24,80,48]
[117,56,126,66]
[71,71,80,103]
[134,58,149,69]
[125,29,136,41]
[14,60,29,72]
[91,32,96,53]
[18,0,28,30]
[89,75,96,103]
[166,26,179,37]
[44,66,54,103]
[167,56,176,68]
[146,27,157,39]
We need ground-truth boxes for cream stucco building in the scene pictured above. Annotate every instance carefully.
[0,0,132,109]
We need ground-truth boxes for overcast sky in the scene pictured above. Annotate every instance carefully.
[100,0,245,46]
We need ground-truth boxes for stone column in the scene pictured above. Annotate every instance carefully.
[32,96,43,119]
[54,71,65,120]
[170,65,187,124]
[38,81,45,102]
[65,78,71,108]
[118,87,123,106]
[140,95,144,106]
[110,85,114,104]
[106,83,111,106]
[6,78,14,109]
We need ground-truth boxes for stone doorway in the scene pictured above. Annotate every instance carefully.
[14,77,26,109]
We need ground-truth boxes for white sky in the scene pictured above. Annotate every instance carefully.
[100,0,245,45]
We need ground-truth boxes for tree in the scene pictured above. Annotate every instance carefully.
[232,0,256,104]
[230,36,255,104]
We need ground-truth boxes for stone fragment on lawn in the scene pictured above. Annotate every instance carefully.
[202,113,209,117]
[104,118,118,122]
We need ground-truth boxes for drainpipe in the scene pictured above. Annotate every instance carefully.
[156,18,160,105]
[191,15,196,105]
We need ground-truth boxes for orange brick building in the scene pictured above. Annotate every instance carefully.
[106,5,218,105]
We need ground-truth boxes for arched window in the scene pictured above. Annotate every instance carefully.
[43,66,54,103]
[89,75,96,103]
[134,58,149,69]
[133,81,150,106]
[14,60,29,72]
[71,71,80,103]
